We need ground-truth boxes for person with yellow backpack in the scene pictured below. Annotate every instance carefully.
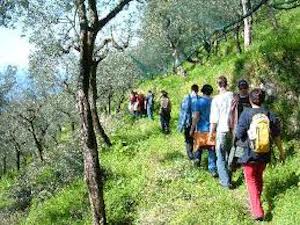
[235,88,285,221]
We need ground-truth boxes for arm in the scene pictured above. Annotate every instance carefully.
[235,110,249,140]
[228,95,239,131]
[209,99,218,135]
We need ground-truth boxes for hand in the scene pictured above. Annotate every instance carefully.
[208,132,214,143]
[189,129,194,137]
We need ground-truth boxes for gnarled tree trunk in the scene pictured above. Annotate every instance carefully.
[77,1,106,224]
[241,0,252,49]
[89,63,112,147]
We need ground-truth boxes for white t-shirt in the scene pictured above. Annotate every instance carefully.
[210,91,233,133]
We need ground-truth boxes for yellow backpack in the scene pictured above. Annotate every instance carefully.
[247,113,270,153]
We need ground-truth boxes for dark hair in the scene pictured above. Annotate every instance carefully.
[238,79,249,89]
[201,84,213,96]
[191,84,199,93]
[218,76,228,88]
[161,90,168,97]
[249,88,265,106]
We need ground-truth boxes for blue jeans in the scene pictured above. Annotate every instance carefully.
[147,106,153,119]
[194,148,217,173]
[216,132,232,186]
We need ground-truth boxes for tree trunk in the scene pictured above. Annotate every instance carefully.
[108,93,112,115]
[241,0,252,49]
[14,145,21,171]
[235,26,242,54]
[172,48,186,76]
[77,87,106,225]
[3,155,7,175]
[89,63,112,147]
[31,124,44,162]
[77,2,106,223]
[30,123,44,162]
[116,93,126,114]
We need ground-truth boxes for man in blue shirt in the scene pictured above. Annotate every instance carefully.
[190,84,217,177]
[178,84,200,160]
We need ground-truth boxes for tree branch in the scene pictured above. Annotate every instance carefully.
[88,0,99,28]
[96,0,134,32]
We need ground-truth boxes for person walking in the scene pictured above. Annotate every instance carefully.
[190,84,217,177]
[145,90,154,120]
[209,76,234,189]
[235,88,285,221]
[228,79,252,172]
[178,84,200,160]
[159,90,171,134]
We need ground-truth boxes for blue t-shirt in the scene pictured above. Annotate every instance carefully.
[191,94,200,112]
[195,96,212,132]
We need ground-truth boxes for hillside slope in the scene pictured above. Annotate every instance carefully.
[1,7,299,225]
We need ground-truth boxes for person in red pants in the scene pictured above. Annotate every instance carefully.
[235,88,285,221]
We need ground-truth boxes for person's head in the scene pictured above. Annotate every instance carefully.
[238,79,249,96]
[191,84,199,94]
[217,76,228,90]
[161,90,168,97]
[148,90,152,94]
[249,88,265,107]
[201,84,213,96]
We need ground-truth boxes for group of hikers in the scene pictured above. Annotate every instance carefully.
[129,90,154,119]
[178,76,285,221]
[128,75,286,221]
[129,89,172,133]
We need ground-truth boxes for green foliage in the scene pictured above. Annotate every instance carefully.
[1,6,300,225]
[24,180,90,225]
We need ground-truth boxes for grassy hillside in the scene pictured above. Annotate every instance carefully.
[1,7,299,225]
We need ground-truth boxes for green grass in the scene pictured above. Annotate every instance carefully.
[1,7,300,225]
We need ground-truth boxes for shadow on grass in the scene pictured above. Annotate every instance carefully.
[264,171,299,221]
[160,151,185,163]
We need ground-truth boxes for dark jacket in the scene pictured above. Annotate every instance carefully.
[235,107,281,164]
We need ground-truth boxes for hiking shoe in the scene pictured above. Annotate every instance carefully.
[192,159,201,167]
[210,171,218,178]
[254,217,264,221]
[220,183,234,190]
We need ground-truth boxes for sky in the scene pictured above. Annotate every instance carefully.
[0,27,31,70]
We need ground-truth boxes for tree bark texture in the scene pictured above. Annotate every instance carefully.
[77,1,106,224]
[89,63,112,147]
[76,0,134,224]
[235,26,242,54]
[242,0,252,49]
[30,122,44,162]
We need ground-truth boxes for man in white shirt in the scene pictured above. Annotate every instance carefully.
[209,76,234,189]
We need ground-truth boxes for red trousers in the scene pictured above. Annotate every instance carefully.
[243,162,266,219]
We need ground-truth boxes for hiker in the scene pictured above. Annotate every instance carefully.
[178,84,201,160]
[228,79,251,172]
[209,76,234,189]
[145,90,154,120]
[235,88,285,221]
[137,92,146,117]
[129,91,137,115]
[190,84,218,177]
[159,90,171,133]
